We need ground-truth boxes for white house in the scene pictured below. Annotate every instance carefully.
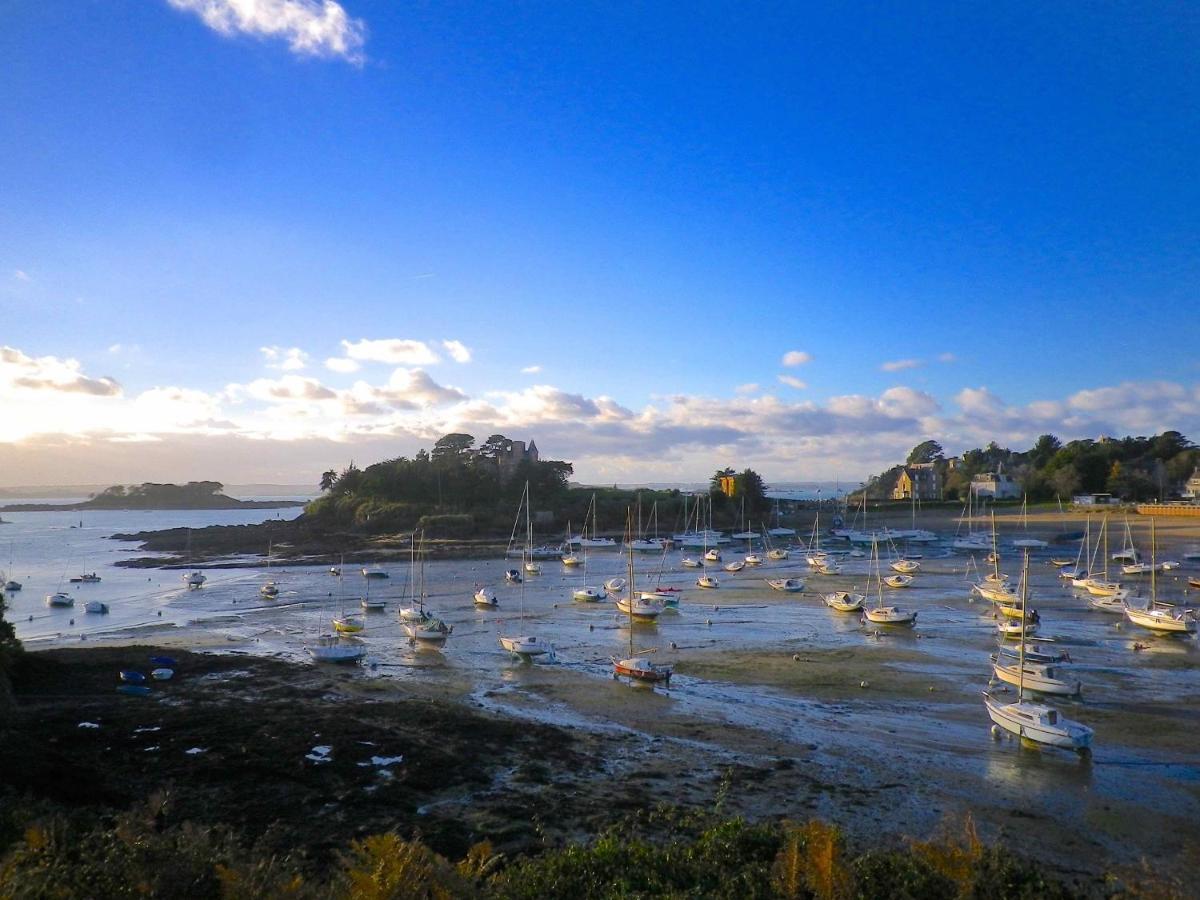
[971,471,1021,500]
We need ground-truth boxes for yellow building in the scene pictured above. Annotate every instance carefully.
[892,463,942,500]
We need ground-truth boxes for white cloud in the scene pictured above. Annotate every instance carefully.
[881,358,922,372]
[777,375,807,390]
[442,339,472,364]
[13,269,30,282]
[734,383,760,395]
[240,375,337,403]
[781,350,812,367]
[260,345,308,371]
[166,0,367,65]
[0,346,122,397]
[938,352,957,364]
[325,356,361,374]
[341,338,440,366]
[520,365,542,374]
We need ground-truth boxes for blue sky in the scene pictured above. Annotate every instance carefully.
[1,1,1197,485]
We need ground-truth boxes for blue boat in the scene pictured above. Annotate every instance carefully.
[119,670,147,684]
[116,684,151,697]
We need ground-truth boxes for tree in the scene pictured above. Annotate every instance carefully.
[1050,467,1080,500]
[906,441,945,465]
[1030,434,1061,468]
[0,591,21,712]
[477,434,511,460]
[431,433,475,464]
[319,470,338,492]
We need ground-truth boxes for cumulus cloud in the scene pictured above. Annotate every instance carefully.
[520,365,542,374]
[241,375,337,402]
[1,346,122,397]
[166,0,367,65]
[735,383,760,395]
[341,338,440,366]
[777,375,807,389]
[260,345,308,371]
[442,340,472,364]
[325,356,360,374]
[374,368,467,407]
[881,358,922,372]
[781,350,812,367]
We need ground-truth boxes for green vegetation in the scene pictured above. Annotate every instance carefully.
[861,432,1199,503]
[0,796,1133,899]
[306,433,774,539]
[0,592,19,711]
[1,482,302,512]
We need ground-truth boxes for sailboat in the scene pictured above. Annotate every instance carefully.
[259,541,280,598]
[181,529,206,588]
[990,554,1080,695]
[984,552,1092,756]
[804,509,827,568]
[952,490,990,552]
[500,483,552,659]
[1011,495,1049,548]
[861,541,917,625]
[4,544,22,593]
[561,521,583,567]
[1059,517,1090,580]
[579,493,617,548]
[628,499,666,553]
[764,526,789,560]
[1084,517,1128,609]
[1123,519,1197,635]
[612,512,672,685]
[972,513,1021,607]
[398,544,429,622]
[307,567,365,663]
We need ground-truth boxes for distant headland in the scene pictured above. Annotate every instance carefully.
[0,481,306,512]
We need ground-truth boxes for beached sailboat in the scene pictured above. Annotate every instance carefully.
[984,552,1092,755]
[862,542,916,626]
[181,529,206,588]
[696,573,719,589]
[991,555,1080,695]
[612,515,672,686]
[951,490,990,552]
[499,483,551,658]
[1123,519,1197,635]
[307,569,365,663]
[579,493,617,549]
[884,573,913,588]
[560,521,583,567]
[259,540,280,598]
[1083,518,1128,606]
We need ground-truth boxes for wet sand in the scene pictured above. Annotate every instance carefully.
[9,506,1200,891]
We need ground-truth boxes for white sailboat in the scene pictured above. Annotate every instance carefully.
[259,540,280,598]
[1011,495,1049,548]
[991,554,1080,695]
[499,482,551,659]
[951,490,990,551]
[181,529,206,587]
[984,552,1092,755]
[579,493,617,549]
[307,567,365,663]
[862,541,916,626]
[766,577,805,592]
[1123,519,1197,635]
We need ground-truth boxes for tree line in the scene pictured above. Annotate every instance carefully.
[860,431,1199,502]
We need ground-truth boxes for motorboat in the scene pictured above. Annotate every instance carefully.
[704,548,722,563]
[84,600,109,614]
[681,556,702,568]
[723,560,745,573]
[260,581,280,598]
[504,568,522,584]
[45,592,74,607]
[183,571,206,588]
[361,566,389,579]
[744,553,764,566]
[2,580,20,592]
[474,586,499,608]
[69,573,101,583]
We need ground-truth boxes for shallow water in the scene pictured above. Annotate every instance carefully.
[5,508,1200,870]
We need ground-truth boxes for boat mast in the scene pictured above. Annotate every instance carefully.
[1150,517,1157,607]
[626,509,635,658]
[990,511,1001,581]
[1102,516,1110,582]
[1018,550,1029,699]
